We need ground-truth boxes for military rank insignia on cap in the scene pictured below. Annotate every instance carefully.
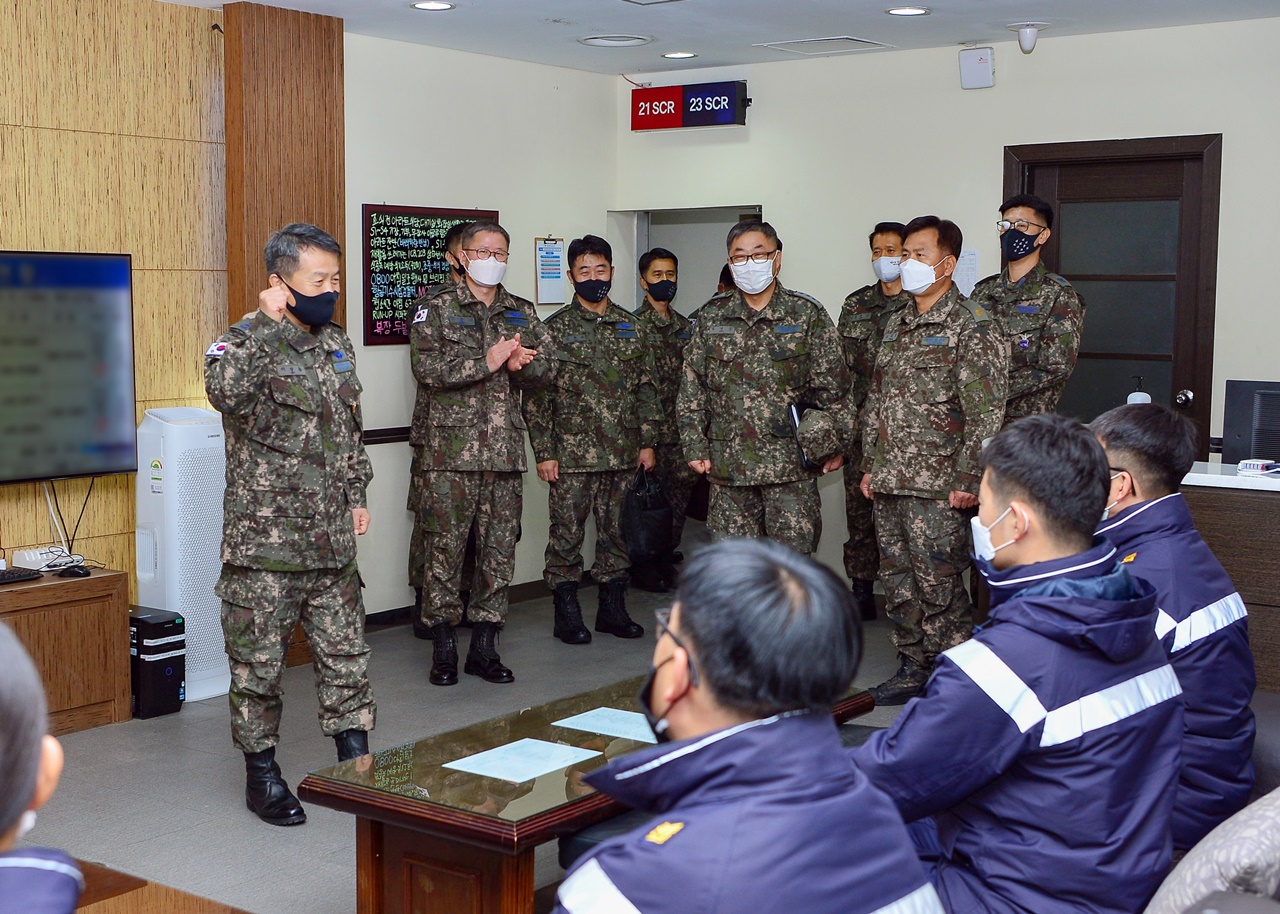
[205,340,227,358]
[644,821,685,845]
[413,307,429,324]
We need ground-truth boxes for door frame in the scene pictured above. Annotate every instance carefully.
[1003,134,1222,453]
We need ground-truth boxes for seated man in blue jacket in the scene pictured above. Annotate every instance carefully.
[852,413,1185,914]
[1093,403,1256,850]
[553,537,942,914]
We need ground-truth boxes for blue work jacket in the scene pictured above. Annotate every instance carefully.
[0,847,82,914]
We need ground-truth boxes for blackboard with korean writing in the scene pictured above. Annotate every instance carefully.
[362,204,499,345]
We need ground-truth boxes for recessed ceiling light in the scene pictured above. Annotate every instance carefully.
[886,6,930,15]
[663,51,698,59]
[412,2,455,10]
[578,34,654,48]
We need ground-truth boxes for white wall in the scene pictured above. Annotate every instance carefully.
[346,17,1280,597]
[612,18,1280,575]
[345,35,618,610]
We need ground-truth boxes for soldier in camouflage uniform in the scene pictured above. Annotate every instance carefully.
[410,221,554,686]
[837,221,913,620]
[968,194,1086,424]
[204,223,376,827]
[679,221,849,555]
[407,220,469,639]
[859,216,1008,704]
[524,235,661,644]
[630,246,696,593]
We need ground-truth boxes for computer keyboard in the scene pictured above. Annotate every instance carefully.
[0,567,43,585]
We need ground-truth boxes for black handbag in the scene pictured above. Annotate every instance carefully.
[621,467,674,561]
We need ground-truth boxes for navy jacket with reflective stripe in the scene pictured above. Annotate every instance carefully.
[1098,493,1256,849]
[0,847,82,914]
[853,540,1184,914]
[554,711,942,914]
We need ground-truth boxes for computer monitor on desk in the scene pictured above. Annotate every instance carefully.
[1222,380,1280,465]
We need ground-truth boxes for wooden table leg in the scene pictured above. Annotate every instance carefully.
[359,818,536,914]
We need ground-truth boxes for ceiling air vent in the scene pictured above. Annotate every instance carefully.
[755,36,892,55]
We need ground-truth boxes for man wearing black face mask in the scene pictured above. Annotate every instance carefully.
[552,538,943,914]
[524,234,662,645]
[630,247,696,593]
[969,194,1086,425]
[205,223,377,826]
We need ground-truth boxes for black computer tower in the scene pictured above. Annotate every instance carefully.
[129,606,186,719]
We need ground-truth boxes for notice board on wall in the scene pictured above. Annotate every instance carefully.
[362,204,498,345]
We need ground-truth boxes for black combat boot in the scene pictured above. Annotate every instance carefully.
[595,580,644,639]
[851,578,877,622]
[553,582,592,644]
[412,587,432,640]
[464,621,514,683]
[429,622,459,686]
[244,747,306,826]
[334,729,370,762]
[869,656,930,706]
[629,559,670,594]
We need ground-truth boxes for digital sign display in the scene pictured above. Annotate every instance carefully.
[631,81,749,132]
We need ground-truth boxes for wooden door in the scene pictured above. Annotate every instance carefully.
[1004,135,1222,455]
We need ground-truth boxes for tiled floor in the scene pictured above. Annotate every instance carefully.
[28,542,904,914]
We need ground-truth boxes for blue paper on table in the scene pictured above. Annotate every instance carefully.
[442,738,602,784]
[554,708,657,744]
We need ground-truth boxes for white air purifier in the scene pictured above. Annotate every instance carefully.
[136,407,230,702]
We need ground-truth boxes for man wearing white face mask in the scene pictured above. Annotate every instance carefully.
[410,221,554,687]
[678,221,849,555]
[859,216,1008,704]
[837,221,913,621]
[852,414,1184,914]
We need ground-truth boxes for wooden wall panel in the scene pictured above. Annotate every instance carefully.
[20,0,125,134]
[224,2,345,324]
[0,1,20,128]
[117,0,225,144]
[0,0,226,602]
[23,128,122,254]
[119,137,226,270]
[0,126,26,249]
[133,271,228,402]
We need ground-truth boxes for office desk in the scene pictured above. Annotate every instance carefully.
[1182,462,1280,691]
[0,569,131,735]
[299,678,873,914]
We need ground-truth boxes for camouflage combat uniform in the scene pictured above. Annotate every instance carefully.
[204,310,376,755]
[862,287,1008,666]
[837,282,913,582]
[968,262,1085,423]
[523,299,661,588]
[409,282,554,627]
[633,300,698,552]
[406,280,450,591]
[678,283,849,555]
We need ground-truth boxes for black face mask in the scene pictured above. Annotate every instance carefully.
[1001,228,1040,263]
[574,279,611,304]
[283,281,338,329]
[647,280,677,303]
[637,658,676,744]
[448,256,465,281]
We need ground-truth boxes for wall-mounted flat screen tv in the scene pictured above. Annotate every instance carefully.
[0,251,137,485]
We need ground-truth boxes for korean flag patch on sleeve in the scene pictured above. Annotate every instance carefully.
[205,340,228,358]
[413,307,429,324]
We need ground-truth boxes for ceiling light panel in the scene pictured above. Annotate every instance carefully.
[756,36,892,55]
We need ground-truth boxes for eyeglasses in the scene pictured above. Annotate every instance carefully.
[996,219,1047,235]
[654,608,700,685]
[728,249,778,266]
[463,247,509,262]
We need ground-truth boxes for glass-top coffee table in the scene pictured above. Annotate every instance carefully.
[298,676,873,914]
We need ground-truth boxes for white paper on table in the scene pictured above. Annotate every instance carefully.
[442,738,601,784]
[954,248,981,298]
[554,708,657,744]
